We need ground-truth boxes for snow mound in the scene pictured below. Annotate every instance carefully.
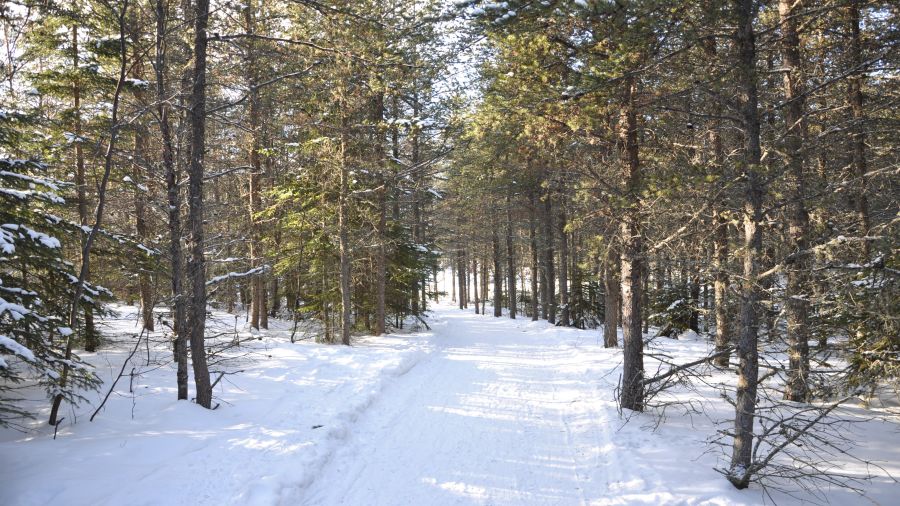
[676,329,702,341]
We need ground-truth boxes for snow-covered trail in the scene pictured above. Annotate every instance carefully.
[294,305,694,505]
[5,303,895,506]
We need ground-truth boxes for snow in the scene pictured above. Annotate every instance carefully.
[0,296,32,321]
[1,223,61,249]
[1,303,897,505]
[63,132,86,144]
[665,298,684,311]
[0,334,36,362]
[676,329,701,341]
[206,266,269,286]
[125,78,150,89]
[0,170,60,191]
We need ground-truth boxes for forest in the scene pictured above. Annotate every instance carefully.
[0,0,898,504]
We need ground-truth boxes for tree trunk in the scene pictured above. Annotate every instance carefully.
[451,261,456,303]
[129,42,154,333]
[481,250,488,315]
[572,232,583,328]
[457,248,465,310]
[559,206,570,326]
[847,0,870,257]
[472,256,479,314]
[542,193,556,324]
[729,0,763,487]
[374,91,387,335]
[779,0,810,402]
[71,23,99,352]
[493,222,502,317]
[338,108,352,346]
[703,36,732,369]
[244,0,266,331]
[156,0,188,400]
[618,77,644,412]
[689,274,700,332]
[604,242,619,348]
[187,0,213,408]
[529,194,539,321]
[506,195,516,319]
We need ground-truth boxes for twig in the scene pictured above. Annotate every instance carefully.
[89,330,145,422]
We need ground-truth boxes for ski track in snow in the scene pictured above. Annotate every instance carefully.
[2,303,898,506]
[290,307,735,506]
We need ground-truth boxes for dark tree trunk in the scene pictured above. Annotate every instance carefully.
[604,241,619,348]
[506,196,516,319]
[847,0,870,257]
[451,261,456,303]
[729,0,763,487]
[703,37,732,369]
[542,193,556,324]
[618,77,644,412]
[457,248,466,310]
[779,0,810,402]
[529,194,539,321]
[558,206,570,326]
[130,47,154,333]
[374,91,387,335]
[472,256,479,314]
[187,0,213,408]
[689,274,700,332]
[481,250,488,315]
[493,223,502,317]
[71,23,99,351]
[156,0,188,400]
[338,109,351,346]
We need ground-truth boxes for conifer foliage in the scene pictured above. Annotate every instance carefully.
[0,110,105,426]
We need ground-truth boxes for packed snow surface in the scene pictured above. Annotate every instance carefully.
[1,303,897,505]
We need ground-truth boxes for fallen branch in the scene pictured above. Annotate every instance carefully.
[643,348,733,387]
[90,329,145,422]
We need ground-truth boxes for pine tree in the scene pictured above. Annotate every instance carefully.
[0,109,105,426]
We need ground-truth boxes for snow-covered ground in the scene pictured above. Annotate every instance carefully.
[1,303,897,505]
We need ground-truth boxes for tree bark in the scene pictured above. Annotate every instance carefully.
[338,108,352,346]
[493,221,502,317]
[618,77,644,412]
[689,274,700,332]
[472,256,479,314]
[604,241,619,348]
[457,247,465,310]
[529,193,539,321]
[542,192,556,324]
[847,0,870,257]
[506,195,516,319]
[126,17,154,333]
[374,91,387,335]
[71,21,99,352]
[187,0,213,408]
[729,0,763,487]
[244,0,266,331]
[132,81,154,332]
[450,261,456,303]
[702,36,732,368]
[779,0,810,402]
[156,0,188,400]
[559,205,570,326]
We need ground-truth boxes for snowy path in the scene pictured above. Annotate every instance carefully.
[294,306,691,505]
[4,304,897,506]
